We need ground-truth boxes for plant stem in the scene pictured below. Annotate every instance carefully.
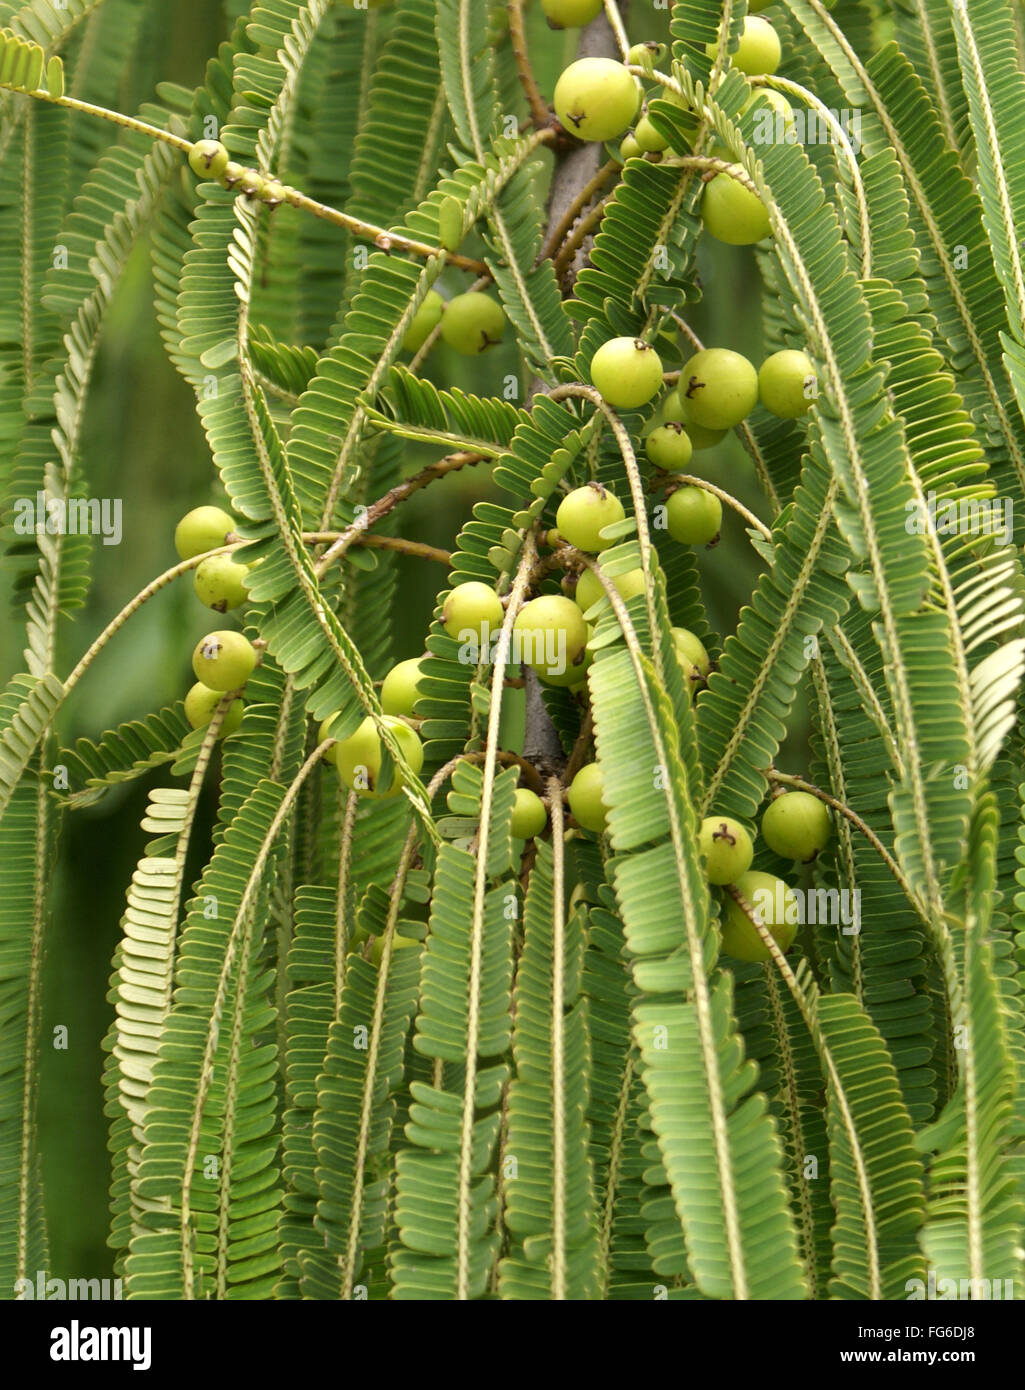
[508,0,551,131]
[540,158,618,263]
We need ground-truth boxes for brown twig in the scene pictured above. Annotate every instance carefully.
[539,158,619,263]
[508,0,552,131]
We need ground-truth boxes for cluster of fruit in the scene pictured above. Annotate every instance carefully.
[173,505,256,738]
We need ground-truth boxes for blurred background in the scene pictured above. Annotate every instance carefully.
[1,0,780,1279]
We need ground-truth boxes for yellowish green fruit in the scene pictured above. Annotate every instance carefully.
[679,348,759,430]
[370,931,422,966]
[699,816,755,885]
[575,566,645,614]
[193,555,250,612]
[759,349,817,418]
[443,582,503,646]
[332,714,424,797]
[554,57,640,143]
[761,791,833,862]
[514,594,589,683]
[440,291,505,354]
[188,139,230,180]
[590,337,664,409]
[672,627,711,678]
[721,871,799,962]
[634,114,668,152]
[174,505,236,560]
[542,0,602,26]
[567,762,608,833]
[556,484,626,552]
[666,486,723,545]
[403,290,445,353]
[191,630,257,692]
[646,422,693,471]
[511,787,548,839]
[701,170,771,245]
[381,657,428,717]
[184,682,243,739]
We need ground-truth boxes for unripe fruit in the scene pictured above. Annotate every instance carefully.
[731,17,782,77]
[439,291,505,354]
[514,594,589,683]
[590,337,664,409]
[680,348,759,430]
[542,0,602,26]
[743,86,796,135]
[646,422,693,471]
[575,566,645,614]
[759,349,817,418]
[193,555,250,612]
[511,787,548,839]
[331,714,424,797]
[188,139,230,180]
[619,133,642,161]
[221,161,245,189]
[628,41,667,71]
[192,630,257,692]
[174,505,236,560]
[554,57,639,143]
[699,816,755,885]
[634,114,668,152]
[403,290,444,352]
[381,656,428,717]
[702,171,771,245]
[666,486,723,545]
[663,391,727,450]
[761,791,833,862]
[184,682,243,739]
[443,581,504,647]
[556,483,626,552]
[721,871,799,962]
[567,762,608,833]
[672,626,711,679]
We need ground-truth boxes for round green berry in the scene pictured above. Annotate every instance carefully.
[732,16,782,76]
[554,57,640,143]
[381,656,428,718]
[193,555,250,612]
[439,291,505,354]
[556,484,626,552]
[619,132,642,162]
[662,390,728,450]
[634,113,668,152]
[761,791,832,862]
[679,348,759,430]
[590,337,664,410]
[514,594,589,683]
[701,170,771,245]
[672,626,711,679]
[666,486,723,545]
[184,682,243,739]
[721,871,799,963]
[646,422,693,471]
[511,787,548,839]
[174,505,236,561]
[627,42,667,71]
[743,85,796,137]
[403,290,445,353]
[575,566,645,614]
[567,762,608,833]
[331,714,424,798]
[443,582,504,647]
[191,630,257,692]
[188,139,230,180]
[699,816,755,885]
[759,349,817,418]
[542,0,602,26]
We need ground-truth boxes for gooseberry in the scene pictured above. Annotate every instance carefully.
[403,290,445,353]
[554,57,640,144]
[646,422,693,471]
[174,505,236,560]
[619,133,642,162]
[679,348,759,430]
[381,656,428,717]
[721,870,799,962]
[666,486,723,545]
[511,787,548,839]
[575,566,645,614]
[193,555,250,612]
[590,337,664,409]
[439,291,505,354]
[701,171,771,245]
[699,816,755,885]
[759,349,817,418]
[443,581,504,647]
[671,626,711,679]
[634,114,669,152]
[663,390,727,450]
[556,483,626,552]
[184,682,244,739]
[191,630,258,692]
[542,0,602,26]
[514,594,589,683]
[188,139,230,180]
[331,714,424,797]
[761,791,833,862]
[567,762,608,833]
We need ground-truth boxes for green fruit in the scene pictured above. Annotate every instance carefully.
[634,113,668,152]
[511,787,548,839]
[443,581,504,647]
[554,57,640,143]
[701,170,771,245]
[663,390,728,449]
[627,42,667,71]
[332,714,424,797]
[646,422,693,471]
[174,505,236,560]
[402,290,444,352]
[369,930,421,967]
[381,656,428,717]
[619,132,642,162]
[666,486,723,545]
[671,626,711,678]
[699,816,755,885]
[761,791,832,862]
[732,17,782,76]
[542,0,602,26]
[191,630,257,692]
[759,349,817,418]
[680,348,759,430]
[514,594,588,683]
[556,484,626,552]
[721,871,799,963]
[590,337,664,409]
[184,682,244,739]
[221,161,245,189]
[744,85,796,139]
[193,555,250,612]
[189,139,230,180]
[567,763,608,833]
[575,566,645,614]
[439,291,505,354]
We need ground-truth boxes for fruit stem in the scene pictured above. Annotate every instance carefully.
[507,0,552,131]
[304,533,453,566]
